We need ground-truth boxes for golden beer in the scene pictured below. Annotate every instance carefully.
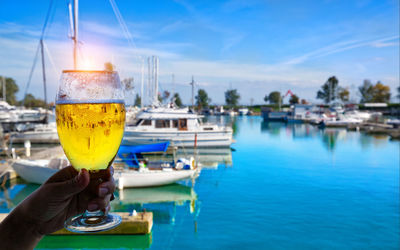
[56,101,125,170]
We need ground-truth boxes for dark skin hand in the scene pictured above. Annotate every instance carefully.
[0,166,116,250]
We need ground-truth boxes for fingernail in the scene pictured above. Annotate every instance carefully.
[88,203,98,211]
[76,170,83,183]
[99,187,108,196]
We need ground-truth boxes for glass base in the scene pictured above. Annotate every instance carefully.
[65,210,122,233]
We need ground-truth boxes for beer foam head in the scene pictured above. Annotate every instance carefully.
[57,70,124,102]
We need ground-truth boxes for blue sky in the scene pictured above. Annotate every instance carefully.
[0,0,398,105]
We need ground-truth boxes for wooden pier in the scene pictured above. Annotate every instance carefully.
[347,123,400,140]
[0,212,153,235]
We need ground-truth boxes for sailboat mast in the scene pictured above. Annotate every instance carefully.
[140,59,144,108]
[171,74,175,101]
[191,76,194,110]
[147,57,151,106]
[1,77,5,102]
[155,56,159,105]
[73,0,79,69]
[40,40,47,107]
[40,39,48,123]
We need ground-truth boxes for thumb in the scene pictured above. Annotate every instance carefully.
[53,169,90,198]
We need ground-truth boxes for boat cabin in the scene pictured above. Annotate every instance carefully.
[134,118,191,131]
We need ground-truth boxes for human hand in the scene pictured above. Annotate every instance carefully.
[15,166,116,235]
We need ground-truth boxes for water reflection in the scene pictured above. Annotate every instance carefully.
[112,184,199,225]
[321,129,340,151]
[0,182,34,212]
[260,121,390,151]
[202,115,239,135]
[176,147,233,168]
[114,184,196,205]
[137,147,233,169]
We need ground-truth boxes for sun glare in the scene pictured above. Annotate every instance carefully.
[79,56,98,70]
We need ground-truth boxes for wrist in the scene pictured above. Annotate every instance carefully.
[0,208,44,250]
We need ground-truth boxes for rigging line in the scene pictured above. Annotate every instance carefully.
[40,0,56,40]
[22,43,41,106]
[108,0,143,60]
[109,0,136,48]
[43,0,58,39]
[43,41,60,79]
[23,0,56,105]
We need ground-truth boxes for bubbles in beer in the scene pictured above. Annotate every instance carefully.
[56,101,125,170]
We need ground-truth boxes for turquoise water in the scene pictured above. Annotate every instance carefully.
[1,116,399,249]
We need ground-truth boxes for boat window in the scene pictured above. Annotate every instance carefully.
[134,119,142,126]
[142,119,152,126]
[178,119,188,131]
[155,120,170,128]
[203,127,213,131]
[172,120,179,128]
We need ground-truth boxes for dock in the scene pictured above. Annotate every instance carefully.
[347,123,400,140]
[0,212,153,235]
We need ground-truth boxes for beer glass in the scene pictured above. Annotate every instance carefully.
[56,70,125,233]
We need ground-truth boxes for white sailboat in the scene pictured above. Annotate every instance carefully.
[116,167,198,189]
[12,156,199,188]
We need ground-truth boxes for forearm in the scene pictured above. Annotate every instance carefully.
[0,208,43,250]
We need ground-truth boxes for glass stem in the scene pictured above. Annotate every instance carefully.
[82,210,105,225]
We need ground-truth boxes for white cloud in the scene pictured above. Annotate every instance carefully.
[283,35,400,65]
[371,41,399,48]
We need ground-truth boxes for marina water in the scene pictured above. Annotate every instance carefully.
[1,116,399,249]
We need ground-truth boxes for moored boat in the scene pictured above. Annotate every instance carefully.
[116,142,199,188]
[12,158,67,184]
[10,122,59,144]
[122,107,233,147]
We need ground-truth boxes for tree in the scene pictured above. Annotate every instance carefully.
[195,89,211,108]
[268,91,281,104]
[0,76,19,105]
[263,95,269,103]
[225,89,240,107]
[21,93,46,108]
[338,87,350,102]
[162,91,170,103]
[300,99,308,104]
[316,76,339,103]
[122,77,134,91]
[134,93,141,107]
[359,80,374,103]
[289,94,299,104]
[397,86,400,102]
[172,93,183,107]
[371,81,390,103]
[359,80,391,103]
[104,62,115,71]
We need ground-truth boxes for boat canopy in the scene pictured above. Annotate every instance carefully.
[117,142,170,167]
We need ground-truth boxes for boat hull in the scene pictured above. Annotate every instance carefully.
[116,169,198,188]
[122,130,232,147]
[11,131,59,144]
[12,160,56,184]
[12,159,198,188]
